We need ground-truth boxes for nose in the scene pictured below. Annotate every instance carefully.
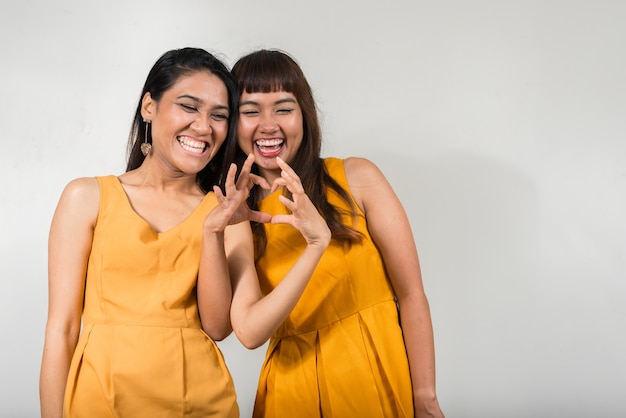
[259,113,278,132]
[191,115,212,134]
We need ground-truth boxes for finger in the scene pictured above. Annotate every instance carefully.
[224,163,238,196]
[281,171,304,198]
[270,213,294,226]
[270,178,286,193]
[276,157,304,196]
[243,153,255,168]
[275,157,298,179]
[250,173,270,190]
[235,154,254,188]
[213,185,226,203]
[248,210,272,224]
[277,194,295,212]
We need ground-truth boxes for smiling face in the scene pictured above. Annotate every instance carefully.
[141,71,230,175]
[237,90,304,181]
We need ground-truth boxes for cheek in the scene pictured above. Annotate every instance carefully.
[237,119,253,136]
[290,114,304,139]
[236,122,254,146]
[210,120,228,141]
[236,136,252,153]
[289,121,304,142]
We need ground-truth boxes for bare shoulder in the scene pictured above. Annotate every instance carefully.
[343,157,388,188]
[61,177,100,201]
[342,157,392,213]
[55,177,100,225]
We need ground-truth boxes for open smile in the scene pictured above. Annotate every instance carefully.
[178,136,207,155]
[255,138,283,157]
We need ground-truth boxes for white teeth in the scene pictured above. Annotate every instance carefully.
[178,136,207,154]
[255,138,283,147]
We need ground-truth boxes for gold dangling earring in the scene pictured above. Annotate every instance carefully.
[141,119,152,156]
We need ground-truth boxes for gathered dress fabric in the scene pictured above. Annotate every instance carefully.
[253,158,414,418]
[63,176,239,418]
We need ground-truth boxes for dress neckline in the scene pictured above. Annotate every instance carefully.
[110,176,210,236]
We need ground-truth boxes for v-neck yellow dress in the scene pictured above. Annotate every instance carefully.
[62,176,238,417]
[253,158,414,418]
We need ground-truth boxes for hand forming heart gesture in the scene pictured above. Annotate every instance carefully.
[269,157,331,249]
[204,154,271,233]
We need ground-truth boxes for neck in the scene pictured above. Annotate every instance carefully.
[124,159,200,193]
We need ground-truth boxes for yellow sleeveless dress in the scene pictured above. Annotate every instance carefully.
[63,176,239,417]
[253,158,414,418]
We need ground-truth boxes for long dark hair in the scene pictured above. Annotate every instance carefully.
[228,49,361,258]
[126,47,239,192]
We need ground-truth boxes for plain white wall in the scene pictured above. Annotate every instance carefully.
[1,1,625,417]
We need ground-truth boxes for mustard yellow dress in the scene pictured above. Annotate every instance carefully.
[63,176,239,417]
[253,158,414,418]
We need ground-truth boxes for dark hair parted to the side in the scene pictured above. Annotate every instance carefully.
[126,47,239,193]
[228,49,361,258]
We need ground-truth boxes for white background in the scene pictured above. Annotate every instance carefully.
[1,1,625,417]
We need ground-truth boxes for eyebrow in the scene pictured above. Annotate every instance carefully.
[240,97,297,107]
[177,94,229,111]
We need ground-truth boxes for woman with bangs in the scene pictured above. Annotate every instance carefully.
[224,49,445,418]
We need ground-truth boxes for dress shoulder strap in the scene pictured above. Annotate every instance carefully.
[93,175,125,223]
[323,157,348,188]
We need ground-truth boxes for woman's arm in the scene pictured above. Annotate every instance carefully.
[227,222,328,349]
[197,226,233,340]
[40,178,99,418]
[345,157,444,418]
[227,157,331,349]
[197,155,273,340]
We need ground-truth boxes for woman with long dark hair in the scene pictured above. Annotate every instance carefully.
[39,47,263,417]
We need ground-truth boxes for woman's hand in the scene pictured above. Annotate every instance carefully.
[270,157,331,249]
[205,154,271,232]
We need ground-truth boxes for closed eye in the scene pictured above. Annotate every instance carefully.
[179,103,197,112]
[211,113,229,121]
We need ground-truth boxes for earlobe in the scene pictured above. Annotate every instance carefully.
[141,92,154,121]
